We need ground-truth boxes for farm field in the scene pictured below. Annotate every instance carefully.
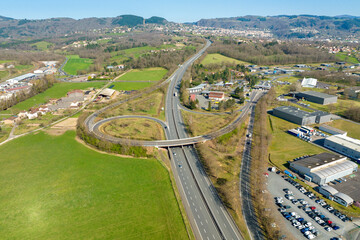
[336,52,359,64]
[0,131,188,240]
[111,81,154,91]
[31,41,53,51]
[63,55,93,75]
[110,45,176,62]
[15,64,33,71]
[117,67,168,82]
[1,82,106,114]
[0,70,8,79]
[201,53,250,66]
[267,114,326,169]
[101,118,166,140]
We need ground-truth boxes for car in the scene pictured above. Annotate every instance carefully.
[307,234,315,239]
[292,199,299,204]
[325,227,332,232]
[327,206,334,211]
[297,217,304,222]
[278,208,286,212]
[284,205,291,209]
[276,202,283,207]
[331,181,337,185]
[298,225,305,230]
[333,225,340,230]
[327,220,333,225]
[283,188,289,192]
[310,206,316,210]
[276,171,281,174]
[314,217,320,221]
[305,222,312,227]
[304,230,311,236]
[300,200,308,204]
[339,215,346,220]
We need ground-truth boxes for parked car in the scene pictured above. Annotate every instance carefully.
[325,227,332,232]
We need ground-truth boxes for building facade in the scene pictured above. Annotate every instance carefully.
[296,91,337,105]
[324,135,360,162]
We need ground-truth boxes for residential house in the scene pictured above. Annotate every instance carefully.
[209,91,225,101]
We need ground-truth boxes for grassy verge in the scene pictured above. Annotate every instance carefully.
[100,87,167,121]
[0,131,189,239]
[196,123,251,240]
[181,110,239,137]
[101,118,165,141]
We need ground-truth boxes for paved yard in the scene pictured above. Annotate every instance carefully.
[267,171,359,240]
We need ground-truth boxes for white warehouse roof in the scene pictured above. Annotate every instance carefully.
[312,160,358,179]
[326,134,360,152]
[301,78,317,88]
[334,192,354,204]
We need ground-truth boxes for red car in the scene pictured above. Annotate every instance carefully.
[310,206,316,210]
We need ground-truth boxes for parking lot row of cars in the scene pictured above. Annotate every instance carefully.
[275,197,318,239]
[284,177,351,223]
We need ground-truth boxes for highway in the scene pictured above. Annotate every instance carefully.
[84,40,265,239]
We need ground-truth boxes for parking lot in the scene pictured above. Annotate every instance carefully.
[327,172,360,202]
[267,172,360,240]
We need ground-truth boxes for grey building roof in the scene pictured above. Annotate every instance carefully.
[312,160,357,179]
[291,152,344,169]
[319,124,347,135]
[274,106,313,118]
[298,91,336,100]
[334,192,354,204]
[320,185,338,195]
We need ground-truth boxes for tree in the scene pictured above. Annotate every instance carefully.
[207,101,212,111]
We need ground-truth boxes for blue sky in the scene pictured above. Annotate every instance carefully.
[1,0,360,22]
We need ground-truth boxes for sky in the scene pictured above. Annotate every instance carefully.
[1,0,360,22]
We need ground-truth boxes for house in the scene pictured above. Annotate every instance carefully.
[99,88,116,98]
[39,105,49,112]
[116,65,125,69]
[301,78,317,88]
[18,111,28,119]
[2,116,20,125]
[190,94,196,102]
[27,110,39,119]
[209,91,225,101]
[345,87,360,99]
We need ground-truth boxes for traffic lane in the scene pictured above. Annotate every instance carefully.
[267,172,348,239]
[183,146,242,240]
[171,147,222,240]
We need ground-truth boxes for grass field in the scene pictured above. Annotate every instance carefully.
[15,64,33,71]
[267,114,326,169]
[117,67,168,82]
[201,53,250,66]
[182,110,239,137]
[1,82,106,114]
[110,45,176,62]
[111,81,154,91]
[328,119,360,139]
[102,89,166,121]
[0,70,8,79]
[0,131,188,239]
[102,118,165,140]
[336,52,359,64]
[31,41,53,51]
[63,55,93,75]
[0,60,12,64]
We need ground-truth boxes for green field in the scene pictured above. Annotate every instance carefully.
[31,41,54,51]
[63,55,93,75]
[110,45,177,62]
[0,70,8,79]
[0,131,188,239]
[201,53,250,66]
[1,82,106,113]
[336,52,359,64]
[268,114,326,169]
[118,67,168,82]
[0,60,12,64]
[15,64,33,71]
[111,81,154,91]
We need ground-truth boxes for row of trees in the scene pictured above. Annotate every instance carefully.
[296,70,360,86]
[0,75,57,112]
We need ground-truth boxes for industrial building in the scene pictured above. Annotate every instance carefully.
[319,185,338,199]
[295,91,338,105]
[289,152,358,185]
[272,106,332,125]
[345,87,360,99]
[301,78,317,88]
[187,83,207,94]
[319,124,347,136]
[333,192,354,207]
[324,134,360,162]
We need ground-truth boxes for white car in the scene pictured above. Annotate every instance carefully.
[298,225,305,230]
[305,222,312,227]
[304,231,311,236]
[307,234,315,239]
[325,227,332,232]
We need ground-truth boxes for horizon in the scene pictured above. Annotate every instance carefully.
[1,0,360,22]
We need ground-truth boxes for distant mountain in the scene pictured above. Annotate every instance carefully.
[195,15,360,39]
[0,14,167,39]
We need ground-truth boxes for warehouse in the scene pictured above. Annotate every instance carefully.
[319,124,347,136]
[272,106,331,125]
[289,152,358,185]
[319,185,338,199]
[324,134,360,162]
[295,91,338,105]
[333,193,354,207]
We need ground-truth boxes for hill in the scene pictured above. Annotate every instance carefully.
[195,15,360,39]
[0,15,167,38]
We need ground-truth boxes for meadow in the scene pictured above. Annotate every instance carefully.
[1,82,106,114]
[111,81,154,91]
[117,67,168,82]
[63,55,93,75]
[0,131,188,239]
[31,41,53,51]
[201,53,250,66]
